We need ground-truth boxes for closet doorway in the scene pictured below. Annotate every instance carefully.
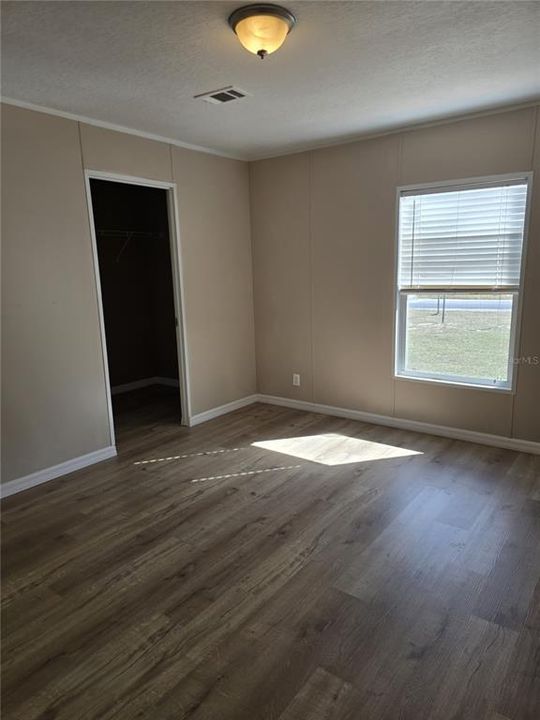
[86,173,190,446]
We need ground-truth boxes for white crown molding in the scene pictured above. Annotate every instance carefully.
[3,96,538,163]
[251,99,540,162]
[1,446,117,499]
[0,96,246,161]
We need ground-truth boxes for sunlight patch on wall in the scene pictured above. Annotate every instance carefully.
[252,433,422,466]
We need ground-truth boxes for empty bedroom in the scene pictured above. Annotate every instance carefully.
[1,2,539,719]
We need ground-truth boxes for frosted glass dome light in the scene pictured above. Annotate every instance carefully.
[228,4,297,59]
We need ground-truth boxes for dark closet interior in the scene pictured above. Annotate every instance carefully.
[90,179,181,430]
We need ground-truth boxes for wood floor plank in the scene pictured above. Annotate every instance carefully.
[278,667,351,720]
[497,577,540,720]
[472,500,540,630]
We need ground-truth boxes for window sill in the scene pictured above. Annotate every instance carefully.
[394,372,515,395]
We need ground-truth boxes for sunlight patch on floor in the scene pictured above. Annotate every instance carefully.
[252,433,422,466]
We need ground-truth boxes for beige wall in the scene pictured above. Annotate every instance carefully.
[1,106,111,482]
[80,124,173,181]
[171,147,256,413]
[250,154,312,401]
[311,135,400,417]
[513,111,540,442]
[1,105,256,484]
[250,106,540,441]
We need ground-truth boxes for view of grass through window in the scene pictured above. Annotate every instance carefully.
[404,293,513,384]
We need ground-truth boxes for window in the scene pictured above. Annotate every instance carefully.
[395,176,530,390]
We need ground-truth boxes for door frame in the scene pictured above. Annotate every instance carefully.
[84,169,192,446]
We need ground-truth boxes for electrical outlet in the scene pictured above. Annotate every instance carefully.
[292,373,301,387]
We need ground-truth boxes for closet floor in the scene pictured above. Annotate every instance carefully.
[112,384,182,442]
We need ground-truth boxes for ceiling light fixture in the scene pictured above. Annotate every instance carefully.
[228,4,297,60]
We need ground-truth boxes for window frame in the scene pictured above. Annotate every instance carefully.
[393,172,533,394]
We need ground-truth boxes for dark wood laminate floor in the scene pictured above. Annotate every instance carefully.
[2,389,540,720]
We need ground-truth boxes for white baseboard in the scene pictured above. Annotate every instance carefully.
[189,394,260,426]
[4,392,537,500]
[1,446,117,499]
[186,392,540,454]
[155,376,181,388]
[257,394,540,455]
[111,376,180,395]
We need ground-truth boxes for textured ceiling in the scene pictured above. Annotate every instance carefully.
[2,1,539,160]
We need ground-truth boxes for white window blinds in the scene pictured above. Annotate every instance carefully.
[398,181,528,290]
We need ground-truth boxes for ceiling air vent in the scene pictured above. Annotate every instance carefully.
[194,86,249,105]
